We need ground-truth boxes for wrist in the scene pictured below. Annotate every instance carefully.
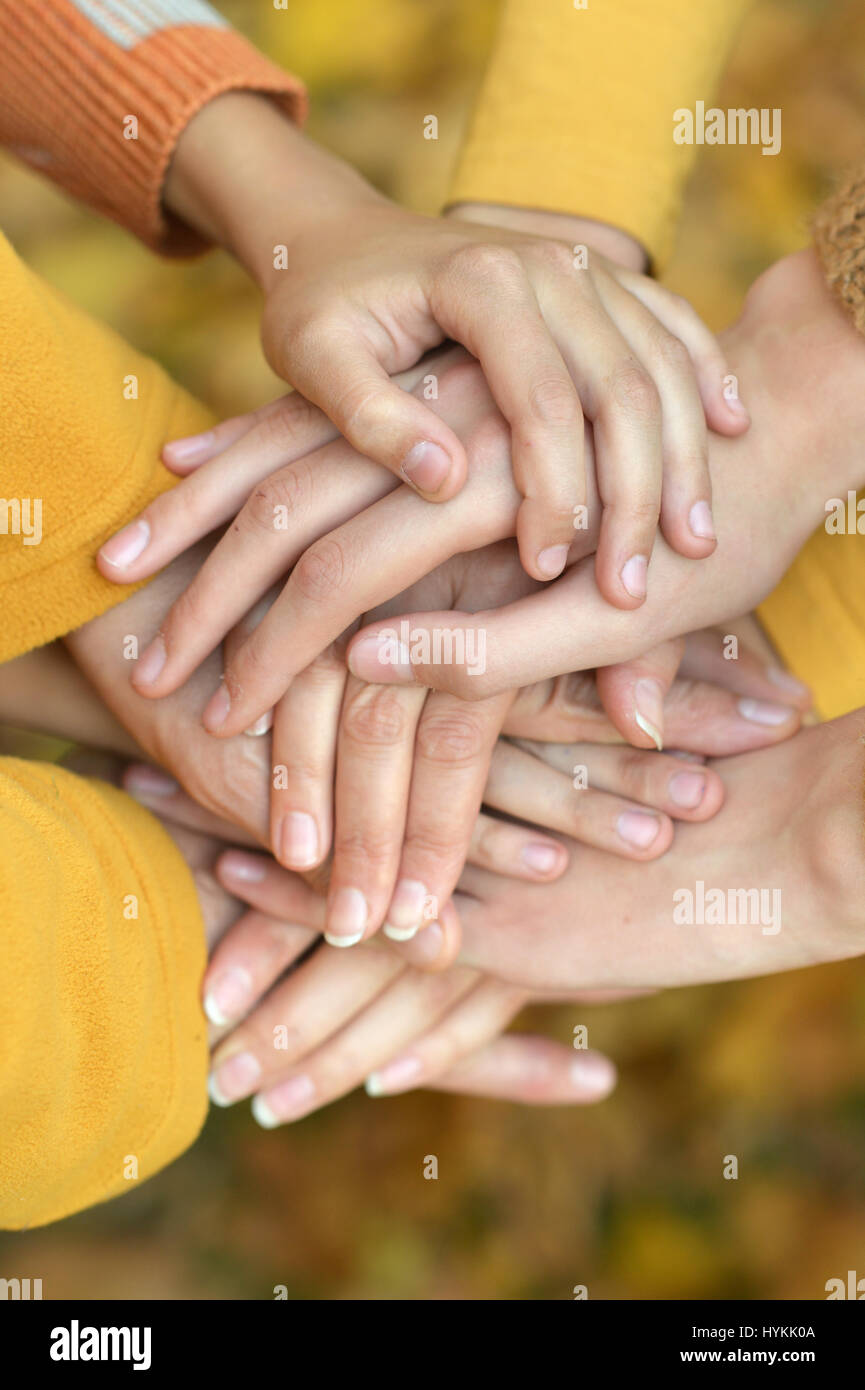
[445,202,648,272]
[165,92,387,291]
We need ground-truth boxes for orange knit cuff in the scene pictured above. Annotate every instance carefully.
[0,0,307,256]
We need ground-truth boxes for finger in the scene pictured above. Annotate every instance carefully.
[98,391,340,580]
[386,897,463,973]
[678,627,812,708]
[512,738,724,822]
[483,739,674,857]
[285,324,468,500]
[270,647,348,873]
[427,1033,617,1105]
[209,939,403,1105]
[433,246,586,580]
[593,274,715,561]
[595,636,686,750]
[161,394,305,472]
[122,763,261,844]
[203,908,318,1031]
[325,678,427,946]
[615,271,750,436]
[216,848,328,924]
[464,810,569,881]
[380,690,513,943]
[250,963,481,1126]
[503,672,620,744]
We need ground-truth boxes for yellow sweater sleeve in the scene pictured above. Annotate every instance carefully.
[448,0,751,269]
[0,759,207,1229]
[0,228,215,662]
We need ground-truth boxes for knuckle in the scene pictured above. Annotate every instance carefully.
[617,748,658,803]
[242,462,314,534]
[533,238,575,276]
[526,375,582,427]
[340,684,410,749]
[610,361,661,420]
[256,393,319,451]
[332,826,396,875]
[332,379,393,438]
[446,241,524,285]
[650,328,691,374]
[416,709,488,766]
[291,536,350,605]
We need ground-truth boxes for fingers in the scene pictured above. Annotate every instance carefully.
[283,323,469,500]
[161,395,306,473]
[464,810,569,882]
[249,962,483,1126]
[595,636,686,750]
[203,908,319,1032]
[270,646,348,873]
[615,270,750,437]
[122,763,261,844]
[324,677,427,946]
[432,245,584,580]
[98,392,340,581]
[677,627,811,709]
[426,1032,617,1105]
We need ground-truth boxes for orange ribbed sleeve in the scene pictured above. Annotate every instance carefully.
[0,0,307,255]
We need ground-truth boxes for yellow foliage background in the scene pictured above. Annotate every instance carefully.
[1,0,864,1299]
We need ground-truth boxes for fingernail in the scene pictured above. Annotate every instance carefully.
[163,430,216,463]
[125,765,179,798]
[669,771,706,809]
[400,919,443,966]
[616,809,661,849]
[252,1074,315,1127]
[383,879,428,942]
[536,544,569,579]
[725,391,749,421]
[365,1054,423,1097]
[203,683,231,733]
[99,519,150,569]
[620,554,648,600]
[208,1049,262,1106]
[324,887,368,947]
[244,711,273,737]
[570,1053,617,1097]
[204,966,254,1026]
[766,666,809,698]
[279,811,319,870]
[401,441,452,494]
[133,635,166,687]
[219,850,267,883]
[520,842,562,875]
[348,632,412,683]
[634,677,664,751]
[688,500,715,541]
[738,698,792,726]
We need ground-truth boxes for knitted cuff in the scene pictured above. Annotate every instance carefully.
[813,164,865,337]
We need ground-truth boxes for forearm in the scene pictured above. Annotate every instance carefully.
[0,645,141,757]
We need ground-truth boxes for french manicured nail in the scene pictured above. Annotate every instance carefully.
[520,842,562,875]
[133,635,166,687]
[688,500,715,541]
[204,967,254,1026]
[616,809,661,849]
[401,441,452,494]
[252,1074,315,1127]
[208,1050,261,1106]
[669,771,706,809]
[383,879,428,942]
[365,1054,423,1096]
[125,766,179,798]
[163,430,216,463]
[634,677,664,751]
[203,683,231,732]
[219,850,267,883]
[570,1053,617,1097]
[766,666,809,698]
[244,711,273,737]
[400,919,443,966]
[620,553,648,600]
[348,633,412,683]
[280,812,319,870]
[99,519,150,569]
[738,698,791,726]
[536,544,569,579]
[324,887,367,947]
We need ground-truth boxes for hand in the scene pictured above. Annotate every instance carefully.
[161,92,748,592]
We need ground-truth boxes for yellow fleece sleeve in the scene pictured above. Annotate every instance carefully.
[0,759,207,1230]
[448,0,751,270]
[0,228,215,662]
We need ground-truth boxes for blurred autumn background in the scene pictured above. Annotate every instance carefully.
[2,0,865,1300]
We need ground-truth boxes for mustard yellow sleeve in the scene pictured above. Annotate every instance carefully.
[759,498,865,721]
[0,228,215,662]
[0,758,207,1229]
[448,0,751,269]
